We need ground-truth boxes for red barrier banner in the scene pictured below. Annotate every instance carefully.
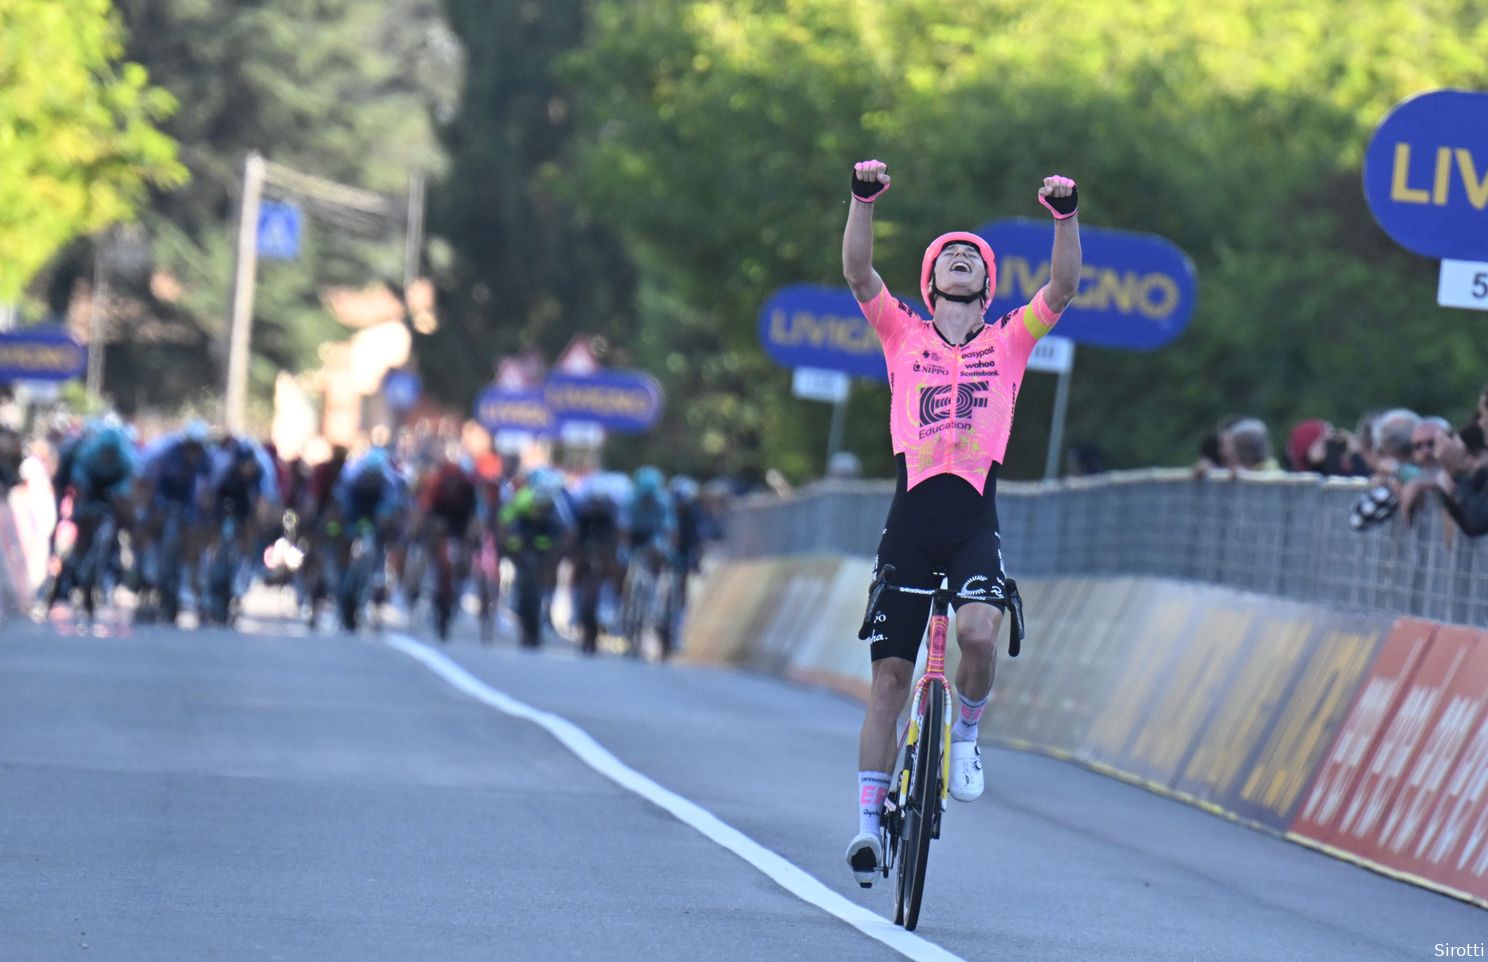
[1358,626,1488,900]
[1290,618,1436,845]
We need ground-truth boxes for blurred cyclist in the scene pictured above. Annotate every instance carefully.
[46,422,138,611]
[137,422,214,619]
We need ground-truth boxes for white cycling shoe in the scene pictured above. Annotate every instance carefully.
[844,831,882,888]
[949,742,985,802]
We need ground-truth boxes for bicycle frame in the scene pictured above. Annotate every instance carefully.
[895,584,955,823]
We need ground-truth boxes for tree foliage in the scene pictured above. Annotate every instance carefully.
[423,0,636,400]
[66,0,457,413]
[0,0,183,304]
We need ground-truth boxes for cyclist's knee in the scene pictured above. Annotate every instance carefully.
[869,657,914,708]
[955,605,1002,661]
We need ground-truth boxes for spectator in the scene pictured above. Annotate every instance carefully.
[1194,416,1241,477]
[1222,418,1280,472]
[1372,408,1421,483]
[1398,417,1454,522]
[1286,419,1329,472]
[1435,422,1488,536]
[1287,419,1370,477]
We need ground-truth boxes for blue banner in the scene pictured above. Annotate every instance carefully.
[1363,89,1488,262]
[757,284,889,380]
[546,370,664,434]
[0,329,87,383]
[473,386,552,434]
[977,219,1196,351]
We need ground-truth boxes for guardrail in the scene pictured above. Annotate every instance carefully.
[721,470,1488,628]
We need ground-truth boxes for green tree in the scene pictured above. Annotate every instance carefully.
[45,0,455,413]
[0,0,183,304]
[424,0,636,404]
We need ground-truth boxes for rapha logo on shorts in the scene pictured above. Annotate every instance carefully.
[918,382,989,425]
[959,575,1005,600]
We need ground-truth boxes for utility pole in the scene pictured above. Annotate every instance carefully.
[86,244,109,398]
[222,154,402,433]
[224,152,266,433]
[403,170,426,293]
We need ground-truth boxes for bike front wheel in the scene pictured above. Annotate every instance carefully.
[896,683,943,931]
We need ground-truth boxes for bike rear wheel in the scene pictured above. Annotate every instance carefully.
[896,683,943,931]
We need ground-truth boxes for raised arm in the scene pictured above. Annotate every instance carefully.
[1039,175,1082,313]
[843,160,889,303]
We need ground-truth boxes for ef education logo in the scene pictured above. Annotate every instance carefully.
[918,382,989,425]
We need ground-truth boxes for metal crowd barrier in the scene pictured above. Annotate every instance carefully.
[720,469,1488,628]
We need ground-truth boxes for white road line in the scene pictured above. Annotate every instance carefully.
[383,633,967,962]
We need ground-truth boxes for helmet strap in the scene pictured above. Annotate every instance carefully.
[929,282,986,306]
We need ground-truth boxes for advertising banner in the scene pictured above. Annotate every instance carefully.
[1362,89,1488,262]
[546,370,664,433]
[1291,619,1437,843]
[976,219,1197,350]
[0,329,87,383]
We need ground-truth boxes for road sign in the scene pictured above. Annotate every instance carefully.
[555,335,600,375]
[1027,335,1075,374]
[383,369,421,412]
[976,219,1197,350]
[1363,89,1488,263]
[0,329,87,383]
[257,201,302,260]
[545,370,663,433]
[758,284,888,380]
[474,386,552,434]
[791,366,850,403]
[1438,260,1488,312]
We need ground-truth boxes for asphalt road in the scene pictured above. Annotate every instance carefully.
[2,601,1482,962]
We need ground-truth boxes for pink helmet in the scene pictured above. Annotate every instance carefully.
[920,231,997,312]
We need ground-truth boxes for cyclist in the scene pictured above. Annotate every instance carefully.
[666,474,706,648]
[298,444,349,621]
[841,159,1082,883]
[329,447,407,627]
[618,465,676,654]
[137,422,214,618]
[570,471,629,653]
[415,446,480,635]
[47,422,138,610]
[499,469,574,647]
[623,466,674,562]
[206,433,280,605]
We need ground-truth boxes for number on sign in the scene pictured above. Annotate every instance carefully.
[1474,272,1487,300]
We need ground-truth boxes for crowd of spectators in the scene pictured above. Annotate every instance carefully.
[1194,386,1488,538]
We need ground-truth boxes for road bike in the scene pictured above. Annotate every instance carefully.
[858,564,1024,931]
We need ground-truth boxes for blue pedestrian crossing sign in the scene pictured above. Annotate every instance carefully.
[257,201,302,260]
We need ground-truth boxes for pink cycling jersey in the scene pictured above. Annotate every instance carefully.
[859,285,1063,493]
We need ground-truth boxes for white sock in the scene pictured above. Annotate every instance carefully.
[951,691,990,743]
[858,771,890,835]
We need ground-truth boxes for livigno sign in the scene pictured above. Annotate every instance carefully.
[976,219,1196,351]
[1363,89,1488,262]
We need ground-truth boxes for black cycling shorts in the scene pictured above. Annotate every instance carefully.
[865,457,1007,663]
